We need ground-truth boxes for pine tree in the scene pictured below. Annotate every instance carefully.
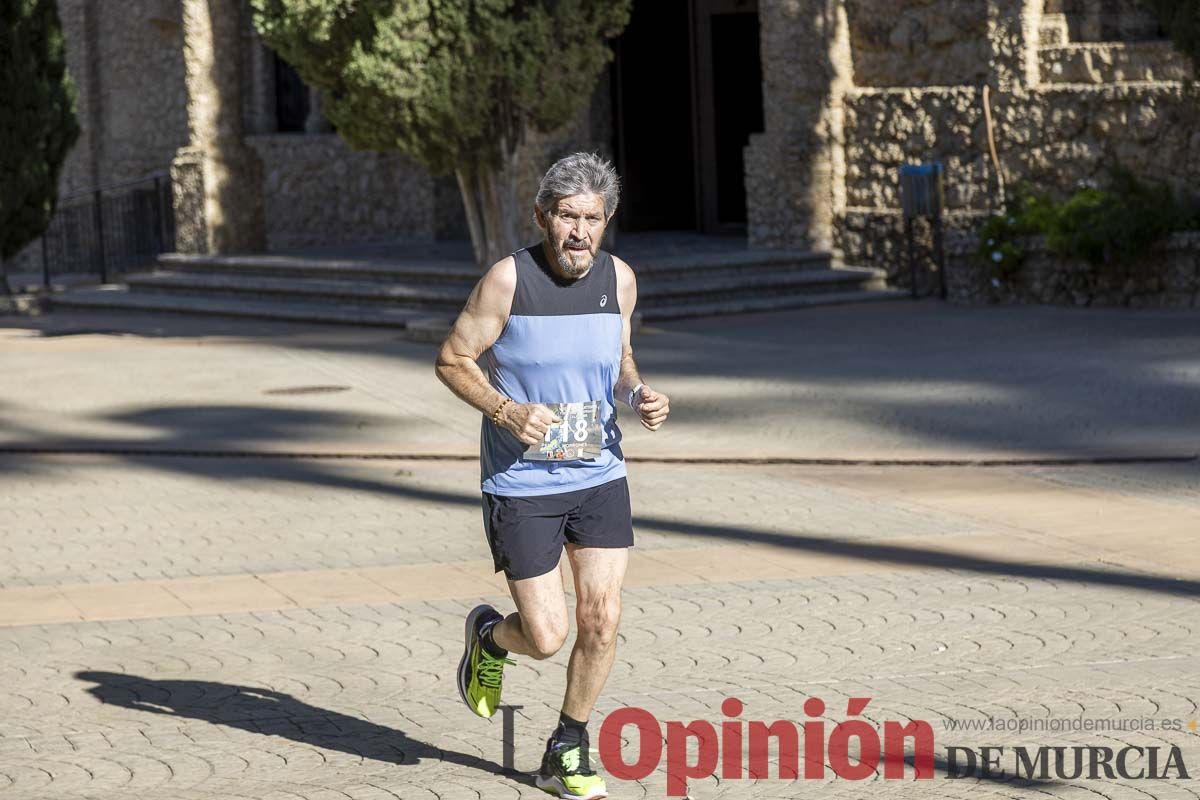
[0,0,80,294]
[251,0,630,267]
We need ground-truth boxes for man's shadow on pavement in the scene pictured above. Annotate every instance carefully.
[75,671,534,787]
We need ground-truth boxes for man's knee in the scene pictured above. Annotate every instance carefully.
[523,617,569,660]
[576,595,621,648]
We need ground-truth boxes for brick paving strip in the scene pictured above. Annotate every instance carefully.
[0,539,1083,628]
[3,453,1198,629]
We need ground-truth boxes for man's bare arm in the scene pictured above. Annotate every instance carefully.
[613,256,670,431]
[434,257,560,445]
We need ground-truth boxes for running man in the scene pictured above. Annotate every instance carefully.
[435,152,669,799]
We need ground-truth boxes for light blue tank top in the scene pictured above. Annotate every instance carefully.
[480,244,627,496]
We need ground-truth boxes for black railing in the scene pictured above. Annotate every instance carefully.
[40,172,175,286]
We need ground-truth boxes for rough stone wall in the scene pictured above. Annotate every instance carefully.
[843,87,992,212]
[947,232,1200,307]
[746,0,854,251]
[1047,0,1163,42]
[1039,41,1192,84]
[839,81,1200,285]
[76,0,189,187]
[836,207,983,293]
[248,135,436,250]
[54,0,97,195]
[8,1,190,277]
[845,0,989,87]
[845,82,1200,213]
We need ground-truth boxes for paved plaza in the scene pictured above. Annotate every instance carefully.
[1,301,1199,799]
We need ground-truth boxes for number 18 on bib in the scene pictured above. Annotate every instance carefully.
[523,401,603,461]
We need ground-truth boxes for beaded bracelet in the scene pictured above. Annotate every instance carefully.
[491,397,512,425]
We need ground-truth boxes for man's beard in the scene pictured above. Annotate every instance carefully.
[551,237,595,277]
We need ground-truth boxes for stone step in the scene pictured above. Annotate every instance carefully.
[54,243,895,330]
[127,271,469,310]
[1039,41,1191,84]
[638,288,909,321]
[157,247,833,283]
[158,252,480,285]
[1039,13,1070,46]
[48,286,436,330]
[636,267,887,307]
[123,266,884,310]
[621,248,831,276]
[49,283,906,331]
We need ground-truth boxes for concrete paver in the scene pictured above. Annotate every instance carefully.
[2,302,1200,460]
[1,304,1199,798]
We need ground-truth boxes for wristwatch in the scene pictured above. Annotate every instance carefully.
[627,383,645,410]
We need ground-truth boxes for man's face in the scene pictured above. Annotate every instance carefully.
[538,192,608,278]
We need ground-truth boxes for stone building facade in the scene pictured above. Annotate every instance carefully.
[45,0,446,256]
[22,0,1198,282]
[681,0,1189,291]
[815,0,1197,289]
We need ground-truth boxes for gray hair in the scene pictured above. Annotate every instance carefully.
[535,152,621,222]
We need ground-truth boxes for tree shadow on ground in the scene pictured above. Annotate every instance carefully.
[635,515,1200,598]
[5,302,1200,460]
[113,447,1199,599]
[74,671,534,786]
[2,403,1198,600]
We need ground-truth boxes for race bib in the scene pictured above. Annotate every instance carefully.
[523,401,603,461]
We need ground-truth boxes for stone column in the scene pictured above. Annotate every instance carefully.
[304,87,334,134]
[987,0,1042,92]
[745,0,853,252]
[170,0,265,253]
[245,35,277,135]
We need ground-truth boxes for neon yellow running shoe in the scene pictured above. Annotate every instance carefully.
[536,739,607,800]
[456,604,513,718]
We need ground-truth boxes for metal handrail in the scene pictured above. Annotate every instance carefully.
[40,171,175,286]
[58,170,171,203]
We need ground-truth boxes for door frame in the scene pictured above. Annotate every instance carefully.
[691,0,760,234]
[612,0,761,233]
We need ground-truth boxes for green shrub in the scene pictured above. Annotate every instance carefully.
[974,191,1054,281]
[0,0,80,293]
[976,167,1200,284]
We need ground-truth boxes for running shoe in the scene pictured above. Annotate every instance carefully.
[456,604,512,718]
[536,737,607,799]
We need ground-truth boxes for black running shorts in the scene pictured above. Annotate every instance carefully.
[481,477,635,581]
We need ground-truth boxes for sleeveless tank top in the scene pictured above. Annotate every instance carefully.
[480,244,627,496]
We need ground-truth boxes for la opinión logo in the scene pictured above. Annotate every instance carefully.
[583,697,1193,796]
[597,696,933,796]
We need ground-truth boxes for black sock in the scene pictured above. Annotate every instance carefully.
[480,618,508,658]
[553,712,588,748]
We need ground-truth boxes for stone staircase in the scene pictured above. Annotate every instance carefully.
[1039,40,1191,84]
[49,237,902,333]
[1037,6,1191,85]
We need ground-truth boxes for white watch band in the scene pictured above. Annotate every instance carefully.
[627,383,645,409]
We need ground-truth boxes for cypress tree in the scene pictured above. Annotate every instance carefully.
[0,0,80,294]
[251,0,631,267]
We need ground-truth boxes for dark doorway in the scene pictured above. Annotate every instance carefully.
[274,57,309,133]
[610,0,764,234]
[611,1,697,232]
[703,5,765,229]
